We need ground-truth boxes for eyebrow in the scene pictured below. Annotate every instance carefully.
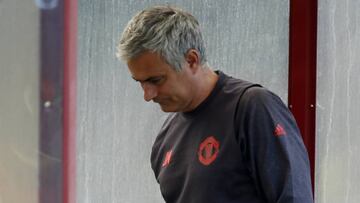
[132,76,163,83]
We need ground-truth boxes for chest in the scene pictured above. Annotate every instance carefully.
[152,116,251,202]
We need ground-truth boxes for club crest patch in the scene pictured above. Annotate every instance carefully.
[198,136,220,166]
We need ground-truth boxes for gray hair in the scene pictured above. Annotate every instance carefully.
[117,5,207,71]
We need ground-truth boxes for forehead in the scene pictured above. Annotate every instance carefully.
[127,52,172,81]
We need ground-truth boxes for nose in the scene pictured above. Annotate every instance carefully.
[141,82,158,102]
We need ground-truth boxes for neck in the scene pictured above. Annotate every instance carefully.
[188,67,219,111]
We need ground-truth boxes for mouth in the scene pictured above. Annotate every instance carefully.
[153,99,169,106]
[154,101,165,105]
[153,98,166,104]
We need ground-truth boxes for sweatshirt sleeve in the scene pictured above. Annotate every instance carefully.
[237,87,313,203]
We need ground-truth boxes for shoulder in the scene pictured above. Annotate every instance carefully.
[152,113,178,149]
[235,85,292,125]
[153,113,177,143]
[220,74,263,103]
[223,75,259,93]
[159,113,177,132]
[241,86,285,108]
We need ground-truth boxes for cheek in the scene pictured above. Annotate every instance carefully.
[155,86,176,101]
[160,79,191,101]
[157,86,180,102]
[173,84,192,102]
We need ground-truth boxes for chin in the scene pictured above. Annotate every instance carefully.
[159,104,179,112]
[159,106,174,112]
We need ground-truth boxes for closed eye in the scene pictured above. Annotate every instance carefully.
[147,77,164,85]
[145,76,165,85]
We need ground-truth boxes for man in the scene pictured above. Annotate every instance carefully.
[117,5,313,203]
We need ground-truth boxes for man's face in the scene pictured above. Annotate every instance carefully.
[127,52,196,112]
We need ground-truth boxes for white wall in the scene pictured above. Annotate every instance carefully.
[316,0,360,202]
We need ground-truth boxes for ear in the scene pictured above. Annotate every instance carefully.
[184,49,201,73]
